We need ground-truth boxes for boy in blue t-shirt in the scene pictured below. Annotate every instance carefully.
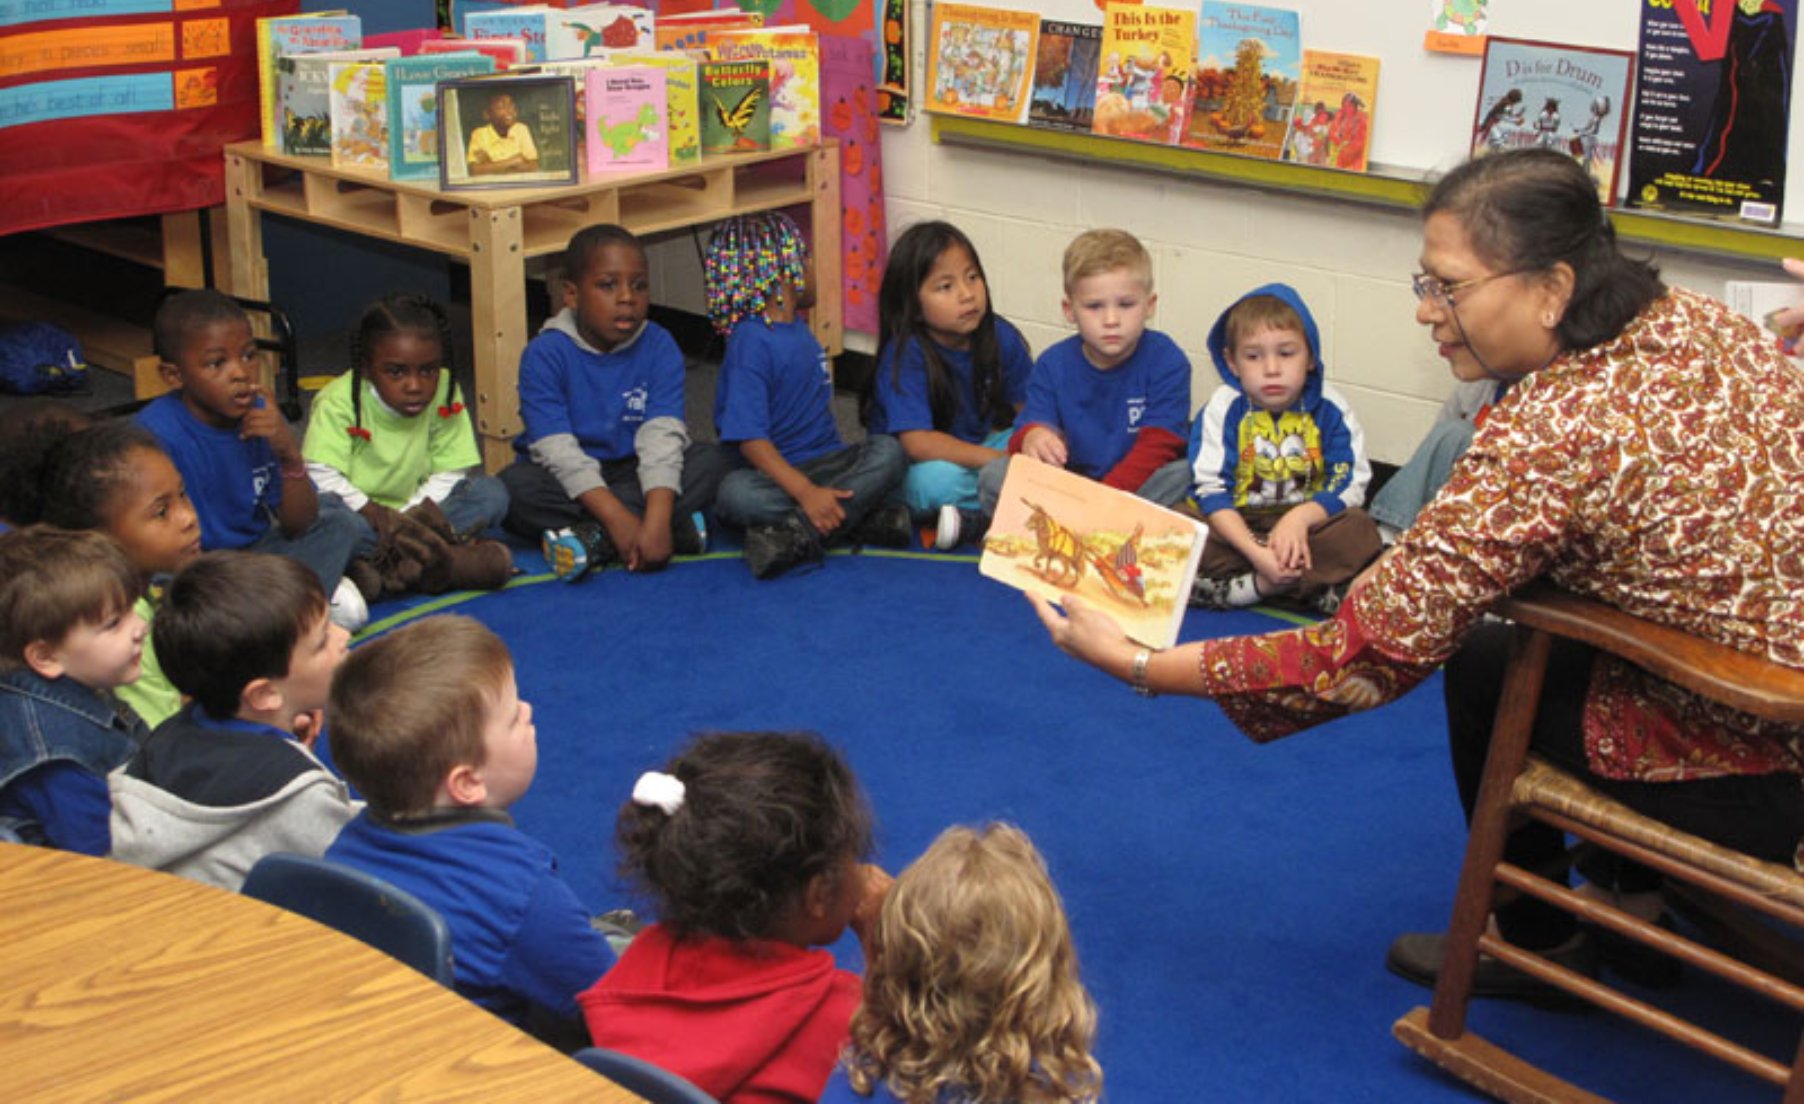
[501,223,731,582]
[136,290,372,630]
[978,228,1192,511]
[326,615,618,1040]
[704,213,910,578]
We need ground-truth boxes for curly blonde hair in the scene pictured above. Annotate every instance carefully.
[842,824,1101,1103]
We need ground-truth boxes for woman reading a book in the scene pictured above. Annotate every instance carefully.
[1031,147,1804,1002]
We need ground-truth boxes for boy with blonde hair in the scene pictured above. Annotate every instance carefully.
[979,228,1192,509]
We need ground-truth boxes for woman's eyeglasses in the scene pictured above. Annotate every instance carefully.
[1410,269,1525,308]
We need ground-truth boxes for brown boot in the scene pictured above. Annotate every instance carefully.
[403,498,460,542]
[344,555,384,603]
[391,511,454,594]
[443,539,514,591]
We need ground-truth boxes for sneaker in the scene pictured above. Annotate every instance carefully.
[1313,582,1351,617]
[1385,930,1598,1009]
[673,511,709,556]
[327,577,369,633]
[934,505,990,551]
[542,522,616,583]
[847,501,914,549]
[1189,573,1261,610]
[744,513,824,579]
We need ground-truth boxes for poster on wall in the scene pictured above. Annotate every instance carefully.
[1470,37,1634,206]
[1626,0,1796,227]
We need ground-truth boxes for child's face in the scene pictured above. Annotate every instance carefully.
[39,602,146,691]
[161,319,260,429]
[1227,322,1313,411]
[102,446,202,576]
[365,330,444,419]
[565,242,650,351]
[272,610,350,719]
[473,666,537,809]
[1063,266,1155,370]
[487,95,518,130]
[917,242,987,350]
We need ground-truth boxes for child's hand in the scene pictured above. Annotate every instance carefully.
[1249,544,1301,588]
[291,708,325,749]
[798,483,852,534]
[849,863,894,946]
[1268,512,1314,573]
[1774,258,1804,346]
[602,511,642,564]
[1021,426,1068,467]
[626,522,673,573]
[240,387,299,460]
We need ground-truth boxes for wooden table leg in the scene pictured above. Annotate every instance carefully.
[222,153,268,302]
[469,206,527,474]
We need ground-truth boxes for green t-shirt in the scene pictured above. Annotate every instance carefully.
[301,372,482,509]
[115,592,180,728]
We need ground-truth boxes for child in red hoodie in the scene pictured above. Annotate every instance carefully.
[580,731,892,1103]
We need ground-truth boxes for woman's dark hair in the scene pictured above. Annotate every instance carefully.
[346,293,461,441]
[873,220,1011,432]
[40,420,168,532]
[1424,148,1664,350]
[616,731,874,941]
[0,399,93,526]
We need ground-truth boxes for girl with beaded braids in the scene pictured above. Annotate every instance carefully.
[302,293,513,598]
[705,212,912,578]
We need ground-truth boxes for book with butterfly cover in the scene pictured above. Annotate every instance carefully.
[708,27,820,148]
[277,48,398,158]
[699,58,770,154]
[980,457,1205,650]
[257,12,363,149]
[602,52,701,164]
[386,52,497,180]
[584,66,668,175]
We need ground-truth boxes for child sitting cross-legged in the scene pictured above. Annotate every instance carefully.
[109,551,360,890]
[0,527,150,854]
[580,730,894,1102]
[324,614,619,1042]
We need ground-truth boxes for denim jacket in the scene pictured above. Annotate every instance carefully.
[0,668,146,843]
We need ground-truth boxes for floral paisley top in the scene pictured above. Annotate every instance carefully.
[1194,289,1804,856]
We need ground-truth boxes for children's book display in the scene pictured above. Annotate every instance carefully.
[421,36,528,69]
[699,59,772,154]
[388,53,498,181]
[329,60,392,170]
[464,5,555,62]
[547,3,655,61]
[924,3,1042,124]
[1471,38,1635,206]
[1281,50,1377,170]
[1030,20,1103,133]
[1182,2,1298,158]
[439,73,579,189]
[654,8,764,53]
[278,48,398,157]
[584,66,669,175]
[709,27,823,148]
[604,53,702,164]
[980,458,1206,651]
[1093,3,1194,144]
[257,11,363,149]
[1626,0,1796,226]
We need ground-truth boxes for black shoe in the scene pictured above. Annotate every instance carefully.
[846,501,914,549]
[672,511,708,556]
[1585,913,1683,989]
[1385,930,1598,1009]
[743,514,824,579]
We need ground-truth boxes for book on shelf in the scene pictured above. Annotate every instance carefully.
[698,58,771,155]
[329,60,391,171]
[584,66,669,175]
[655,9,764,53]
[708,27,821,148]
[1094,2,1195,144]
[421,35,529,70]
[1280,49,1377,171]
[1182,2,1299,157]
[1471,37,1635,207]
[980,457,1206,651]
[366,27,446,55]
[1724,280,1804,359]
[1626,0,1795,226]
[257,11,363,149]
[465,5,555,62]
[386,52,498,180]
[547,3,655,60]
[603,52,701,164]
[1029,19,1103,134]
[923,3,1040,124]
[277,48,399,158]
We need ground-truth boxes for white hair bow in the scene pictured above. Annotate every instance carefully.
[632,771,686,815]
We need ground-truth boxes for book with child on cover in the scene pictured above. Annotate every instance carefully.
[1094,2,1195,144]
[1281,49,1378,171]
[386,52,497,181]
[981,457,1206,650]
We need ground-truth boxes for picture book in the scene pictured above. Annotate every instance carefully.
[603,52,701,163]
[1182,2,1300,158]
[525,57,609,165]
[1472,37,1635,207]
[709,27,821,148]
[1094,3,1195,144]
[329,60,390,171]
[257,12,363,149]
[465,5,555,62]
[439,73,580,188]
[421,35,528,70]
[656,9,764,54]
[1725,280,1804,358]
[699,58,771,154]
[1627,0,1796,227]
[584,65,668,175]
[925,3,1041,124]
[1280,49,1378,171]
[547,3,655,61]
[1424,0,1489,56]
[980,458,1206,650]
[277,48,399,158]
[386,52,498,181]
[1029,19,1103,133]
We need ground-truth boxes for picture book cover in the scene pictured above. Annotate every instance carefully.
[709,27,821,148]
[257,12,363,149]
[1029,19,1103,133]
[421,35,529,69]
[547,3,655,60]
[386,52,498,180]
[1472,37,1635,207]
[699,58,771,154]
[654,9,764,54]
[584,65,669,175]
[329,60,390,171]
[980,458,1206,650]
[1425,0,1490,56]
[925,3,1041,124]
[1627,0,1796,227]
[1182,2,1300,158]
[465,6,555,62]
[604,52,701,163]
[1094,2,1196,144]
[278,48,400,158]
[1280,49,1378,171]
[439,73,580,188]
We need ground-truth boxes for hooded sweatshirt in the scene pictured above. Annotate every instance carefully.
[1188,282,1370,518]
[579,922,861,1104]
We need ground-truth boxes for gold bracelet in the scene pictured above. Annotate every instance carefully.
[1132,647,1157,698]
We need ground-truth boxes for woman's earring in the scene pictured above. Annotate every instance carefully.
[1541,312,1557,328]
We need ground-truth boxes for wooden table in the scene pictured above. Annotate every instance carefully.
[221,140,842,472]
[0,845,639,1102]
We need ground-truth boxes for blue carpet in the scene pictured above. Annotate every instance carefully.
[359,551,1796,1102]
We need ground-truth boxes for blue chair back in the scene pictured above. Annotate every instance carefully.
[241,852,455,985]
[569,1046,718,1103]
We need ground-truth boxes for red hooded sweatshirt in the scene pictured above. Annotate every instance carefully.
[578,923,861,1103]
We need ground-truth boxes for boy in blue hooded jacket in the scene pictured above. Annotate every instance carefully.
[1184,283,1381,610]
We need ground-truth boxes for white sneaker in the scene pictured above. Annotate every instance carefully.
[935,504,961,551]
[328,577,369,633]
